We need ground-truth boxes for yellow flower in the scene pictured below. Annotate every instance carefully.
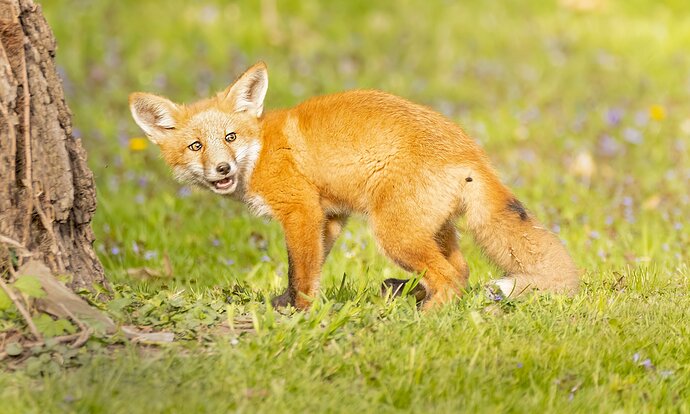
[649,104,666,121]
[129,137,148,151]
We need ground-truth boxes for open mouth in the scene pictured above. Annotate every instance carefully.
[212,176,235,191]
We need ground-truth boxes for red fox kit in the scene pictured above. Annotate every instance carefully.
[129,62,579,310]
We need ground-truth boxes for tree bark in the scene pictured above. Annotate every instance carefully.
[0,0,106,290]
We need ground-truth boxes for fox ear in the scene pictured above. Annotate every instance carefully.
[129,92,179,143]
[223,62,268,118]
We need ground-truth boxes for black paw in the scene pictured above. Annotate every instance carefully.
[381,278,427,302]
[270,291,294,308]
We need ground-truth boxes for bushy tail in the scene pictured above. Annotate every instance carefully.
[462,167,580,296]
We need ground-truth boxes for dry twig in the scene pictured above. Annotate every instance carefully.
[0,234,26,251]
[59,303,92,349]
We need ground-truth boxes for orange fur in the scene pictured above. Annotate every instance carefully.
[129,62,580,310]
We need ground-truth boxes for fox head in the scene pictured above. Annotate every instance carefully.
[129,62,268,197]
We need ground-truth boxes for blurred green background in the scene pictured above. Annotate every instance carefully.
[3,1,689,412]
[40,0,689,292]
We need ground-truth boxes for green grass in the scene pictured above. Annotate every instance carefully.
[2,0,690,412]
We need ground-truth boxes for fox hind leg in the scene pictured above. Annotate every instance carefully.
[373,213,463,309]
[382,219,469,303]
[323,214,348,262]
[435,220,469,283]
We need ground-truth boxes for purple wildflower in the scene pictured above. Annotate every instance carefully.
[117,130,129,147]
[597,134,622,157]
[635,110,649,127]
[138,176,149,188]
[108,176,120,192]
[604,107,624,126]
[640,359,654,369]
[623,128,643,145]
[624,211,636,224]
[519,149,537,162]
[597,249,606,260]
[178,186,192,198]
[519,107,541,123]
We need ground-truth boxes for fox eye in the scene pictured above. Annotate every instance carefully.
[225,132,237,143]
[188,141,203,151]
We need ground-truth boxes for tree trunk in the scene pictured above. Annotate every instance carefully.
[0,0,107,291]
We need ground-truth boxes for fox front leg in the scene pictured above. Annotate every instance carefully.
[271,205,325,310]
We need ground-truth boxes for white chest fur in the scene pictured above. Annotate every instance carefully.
[245,193,273,218]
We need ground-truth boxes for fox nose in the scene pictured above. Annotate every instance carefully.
[216,162,231,175]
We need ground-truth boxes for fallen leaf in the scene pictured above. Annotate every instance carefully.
[18,260,116,334]
[5,342,23,357]
[121,326,174,344]
[126,267,169,279]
